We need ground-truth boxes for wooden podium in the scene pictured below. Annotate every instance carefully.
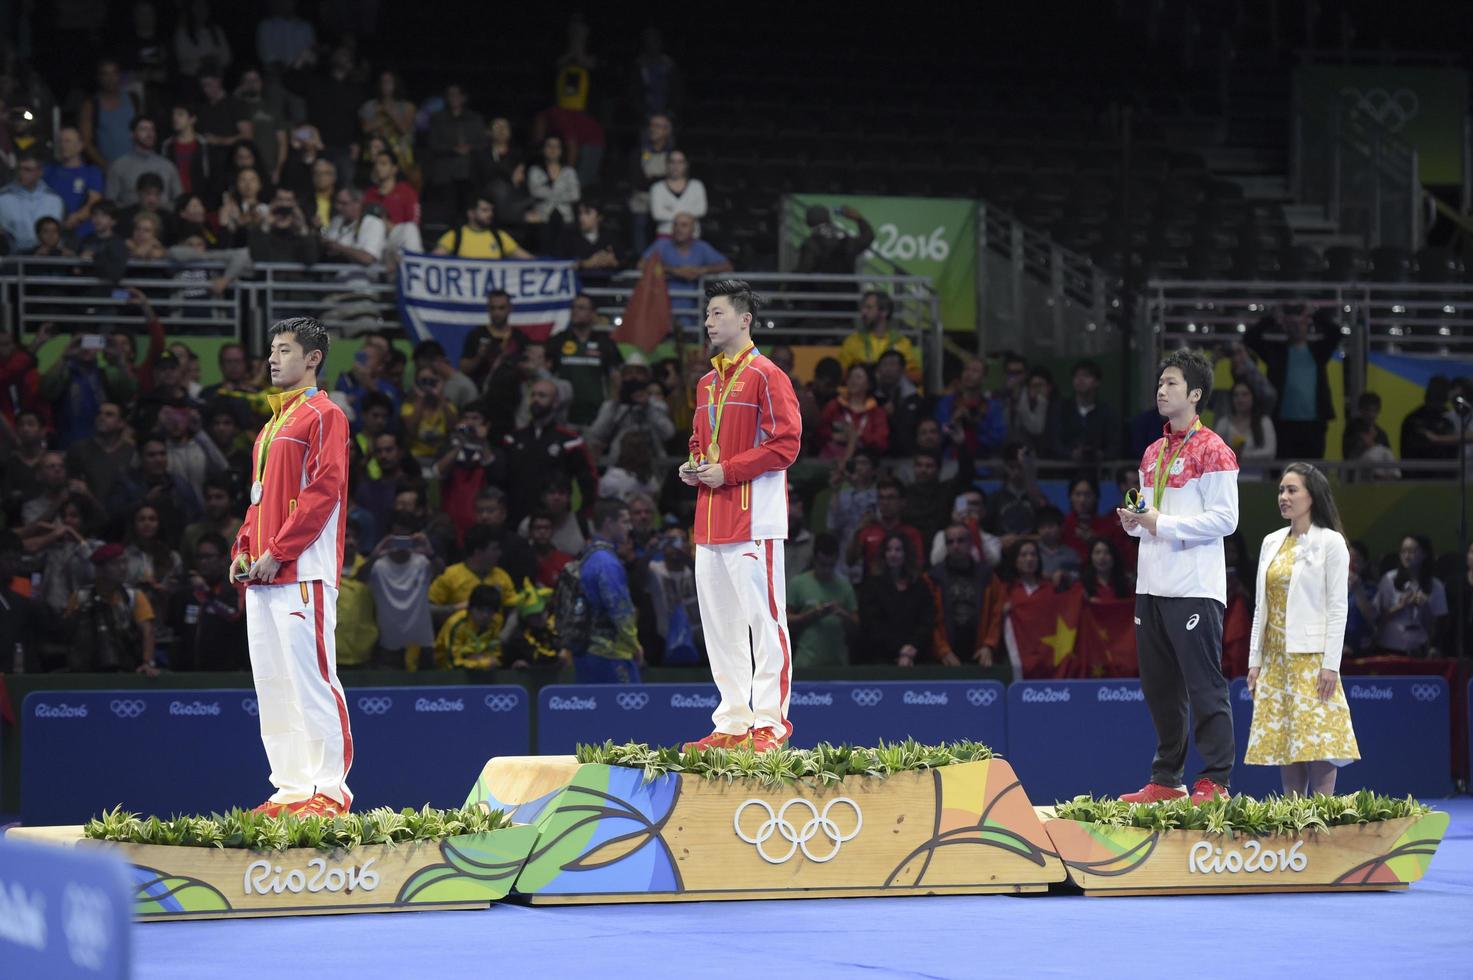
[1040,809,1451,896]
[466,756,1066,904]
[4,823,540,921]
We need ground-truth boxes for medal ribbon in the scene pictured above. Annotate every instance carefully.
[1151,417,1202,510]
[252,388,315,496]
[696,348,755,464]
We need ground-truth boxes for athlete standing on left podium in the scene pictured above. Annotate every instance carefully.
[230,317,354,817]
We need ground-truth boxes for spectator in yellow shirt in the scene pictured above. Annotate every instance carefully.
[428,524,515,627]
[839,291,921,381]
[434,584,504,669]
[335,520,378,667]
[432,193,533,259]
[403,365,458,469]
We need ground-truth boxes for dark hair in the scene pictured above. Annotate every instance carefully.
[913,447,943,466]
[33,215,60,233]
[813,356,842,383]
[61,493,104,538]
[135,172,165,193]
[1157,348,1214,409]
[412,340,446,363]
[1001,539,1041,583]
[593,496,628,532]
[879,531,918,581]
[845,361,875,391]
[464,523,498,554]
[268,317,330,364]
[529,509,555,527]
[544,473,573,494]
[861,289,894,318]
[813,532,840,559]
[1280,462,1343,536]
[704,279,762,321]
[1230,381,1267,448]
[129,115,153,133]
[394,482,426,509]
[1080,537,1129,598]
[194,532,229,557]
[127,501,175,568]
[389,510,423,534]
[361,391,393,416]
[93,200,118,220]
[1036,505,1064,528]
[576,199,601,213]
[875,476,903,497]
[486,288,511,305]
[1072,360,1102,382]
[1393,534,1435,592]
[1356,391,1382,411]
[202,474,233,498]
[467,584,501,611]
[1028,366,1054,387]
[1068,475,1099,510]
[876,348,905,368]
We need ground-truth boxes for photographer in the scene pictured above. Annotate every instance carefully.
[588,374,674,466]
[435,403,510,537]
[404,364,458,474]
[63,542,157,674]
[208,188,320,294]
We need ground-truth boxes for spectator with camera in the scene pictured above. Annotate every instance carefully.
[163,532,247,671]
[403,361,458,473]
[1243,307,1341,460]
[817,362,889,462]
[362,512,440,669]
[436,404,510,537]
[934,357,1008,459]
[64,542,157,674]
[588,373,675,466]
[796,205,875,279]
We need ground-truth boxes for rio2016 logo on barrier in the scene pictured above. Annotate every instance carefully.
[1096,686,1144,703]
[872,223,950,262]
[903,690,948,706]
[1410,684,1441,703]
[1348,685,1393,701]
[851,689,883,708]
[34,702,89,719]
[169,700,220,717]
[790,691,833,707]
[548,695,597,711]
[414,697,464,713]
[62,884,113,970]
[1020,687,1071,704]
[966,687,998,707]
[356,696,393,716]
[733,798,863,865]
[670,693,718,709]
[109,699,146,719]
[1188,839,1306,875]
[616,692,650,711]
[483,693,519,712]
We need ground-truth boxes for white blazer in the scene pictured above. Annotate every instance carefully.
[1248,524,1350,672]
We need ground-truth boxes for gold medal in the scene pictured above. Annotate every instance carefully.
[707,442,720,463]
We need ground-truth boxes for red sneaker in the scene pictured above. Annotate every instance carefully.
[1189,778,1230,805]
[286,794,350,818]
[681,730,750,751]
[1119,782,1188,804]
[250,800,291,817]
[749,727,788,753]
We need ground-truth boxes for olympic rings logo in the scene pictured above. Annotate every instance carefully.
[966,687,997,707]
[357,696,393,715]
[109,699,146,719]
[241,697,259,717]
[733,797,863,865]
[616,692,650,711]
[1410,683,1441,703]
[851,688,883,708]
[1341,86,1420,132]
[484,693,519,712]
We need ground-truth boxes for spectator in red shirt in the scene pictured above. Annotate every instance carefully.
[848,477,924,581]
[362,150,422,263]
[816,363,889,461]
[528,511,572,587]
[1061,476,1129,563]
[0,323,52,429]
[162,103,209,199]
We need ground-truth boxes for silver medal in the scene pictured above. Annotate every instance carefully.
[250,481,263,505]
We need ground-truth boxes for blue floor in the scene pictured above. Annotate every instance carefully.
[133,798,1473,978]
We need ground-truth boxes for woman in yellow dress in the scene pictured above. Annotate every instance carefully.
[1245,462,1360,795]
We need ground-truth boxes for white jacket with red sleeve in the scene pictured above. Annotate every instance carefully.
[230,386,350,588]
[689,345,802,545]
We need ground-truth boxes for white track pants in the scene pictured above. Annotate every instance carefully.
[694,540,793,738]
[246,580,354,806]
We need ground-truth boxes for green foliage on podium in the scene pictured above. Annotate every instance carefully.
[1053,791,1431,834]
[574,738,995,787]
[83,804,513,851]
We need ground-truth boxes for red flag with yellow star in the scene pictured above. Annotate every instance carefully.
[1005,582,1087,679]
[1078,594,1138,678]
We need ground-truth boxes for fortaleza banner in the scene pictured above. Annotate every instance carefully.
[397,252,580,353]
[783,194,978,332]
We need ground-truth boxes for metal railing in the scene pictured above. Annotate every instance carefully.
[978,202,1113,356]
[0,258,942,387]
[1292,75,1423,249]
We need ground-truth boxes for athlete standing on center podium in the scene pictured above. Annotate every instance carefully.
[679,280,801,753]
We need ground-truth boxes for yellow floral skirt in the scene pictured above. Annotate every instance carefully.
[1244,648,1361,767]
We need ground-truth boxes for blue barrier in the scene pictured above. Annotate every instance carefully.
[21,686,530,825]
[0,836,132,979]
[1008,676,1453,805]
[536,680,1007,754]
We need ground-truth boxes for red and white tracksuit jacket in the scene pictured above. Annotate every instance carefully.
[230,386,354,807]
[688,345,802,738]
[1126,419,1240,606]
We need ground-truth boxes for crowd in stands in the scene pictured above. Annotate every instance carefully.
[0,4,1469,679]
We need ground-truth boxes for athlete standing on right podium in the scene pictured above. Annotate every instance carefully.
[1116,349,1239,805]
[679,280,801,753]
